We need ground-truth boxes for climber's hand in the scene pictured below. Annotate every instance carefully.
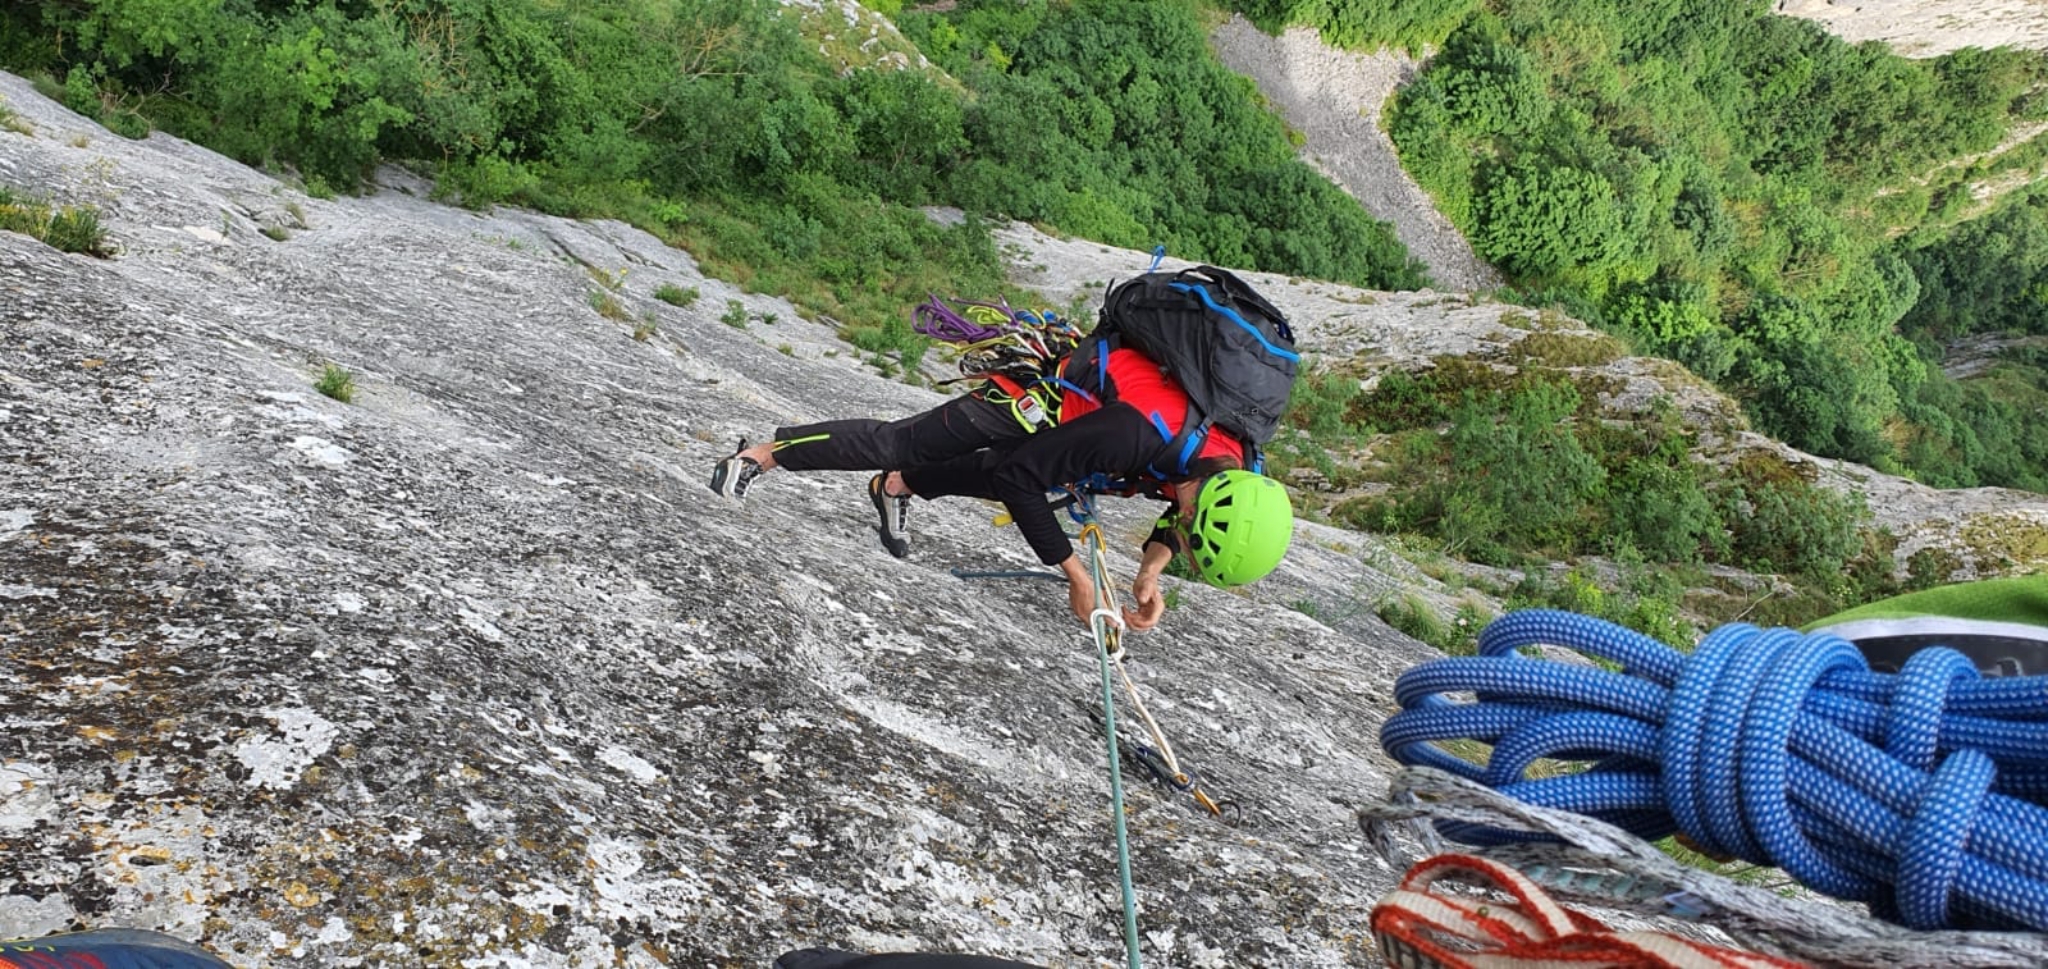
[1125,573,1165,631]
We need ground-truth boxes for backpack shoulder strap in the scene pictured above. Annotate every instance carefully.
[1059,332,1120,401]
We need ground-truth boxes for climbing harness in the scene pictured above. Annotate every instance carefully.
[1380,608,2048,932]
[911,293,1085,434]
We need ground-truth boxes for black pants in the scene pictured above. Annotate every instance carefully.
[770,394,1028,474]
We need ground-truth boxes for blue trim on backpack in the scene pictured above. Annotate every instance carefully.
[1147,410,1172,439]
[1176,427,1204,474]
[1167,282,1301,363]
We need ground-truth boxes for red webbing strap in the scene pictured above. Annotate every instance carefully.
[1369,855,1810,969]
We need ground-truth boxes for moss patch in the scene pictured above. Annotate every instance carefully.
[1506,330,1627,369]
[1960,514,2048,572]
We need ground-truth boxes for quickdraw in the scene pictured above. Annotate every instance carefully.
[950,487,1241,825]
[911,294,1080,379]
[1068,488,1239,824]
[1071,697,1245,827]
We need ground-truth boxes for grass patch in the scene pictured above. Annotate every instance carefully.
[654,283,699,307]
[665,194,1022,374]
[1376,590,1482,655]
[632,314,657,342]
[261,225,290,242]
[588,289,629,321]
[0,186,113,257]
[1506,330,1628,369]
[315,364,356,403]
[720,300,750,329]
[0,99,30,136]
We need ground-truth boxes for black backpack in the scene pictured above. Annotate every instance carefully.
[1061,265,1298,477]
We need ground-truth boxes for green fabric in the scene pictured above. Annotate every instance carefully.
[1805,574,2048,631]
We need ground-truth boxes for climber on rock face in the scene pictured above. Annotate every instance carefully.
[711,265,1300,631]
[708,344,1293,630]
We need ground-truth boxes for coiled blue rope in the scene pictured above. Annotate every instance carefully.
[1380,609,2048,931]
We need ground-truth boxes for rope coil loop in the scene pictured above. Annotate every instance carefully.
[1382,609,2048,931]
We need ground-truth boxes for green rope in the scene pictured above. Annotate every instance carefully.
[1079,505,1144,969]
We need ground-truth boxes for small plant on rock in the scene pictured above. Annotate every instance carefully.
[654,283,698,307]
[720,300,749,329]
[0,101,30,136]
[316,364,356,403]
[1,186,114,257]
[588,289,629,321]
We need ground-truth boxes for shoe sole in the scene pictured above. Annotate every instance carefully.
[869,475,909,559]
[709,458,749,500]
[708,467,741,501]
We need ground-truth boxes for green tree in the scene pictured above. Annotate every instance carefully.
[1473,156,1634,283]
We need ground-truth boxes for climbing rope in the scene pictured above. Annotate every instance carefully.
[1381,609,2048,931]
[1068,493,1232,820]
[1075,508,1144,969]
[1068,492,1252,969]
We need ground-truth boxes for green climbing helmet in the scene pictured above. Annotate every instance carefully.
[1187,470,1294,588]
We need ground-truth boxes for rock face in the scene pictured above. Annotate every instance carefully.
[1777,0,2048,57]
[3,39,2047,967]
[0,73,1442,967]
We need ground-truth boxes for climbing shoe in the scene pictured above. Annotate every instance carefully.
[869,473,911,559]
[708,439,763,501]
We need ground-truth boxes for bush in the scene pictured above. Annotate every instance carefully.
[655,283,699,308]
[1719,478,1868,582]
[1606,459,1725,565]
[1284,365,1362,440]
[1373,0,2048,480]
[1506,558,1696,649]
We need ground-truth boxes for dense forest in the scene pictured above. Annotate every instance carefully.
[1237,0,2048,493]
[4,0,2045,636]
[0,0,1420,377]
